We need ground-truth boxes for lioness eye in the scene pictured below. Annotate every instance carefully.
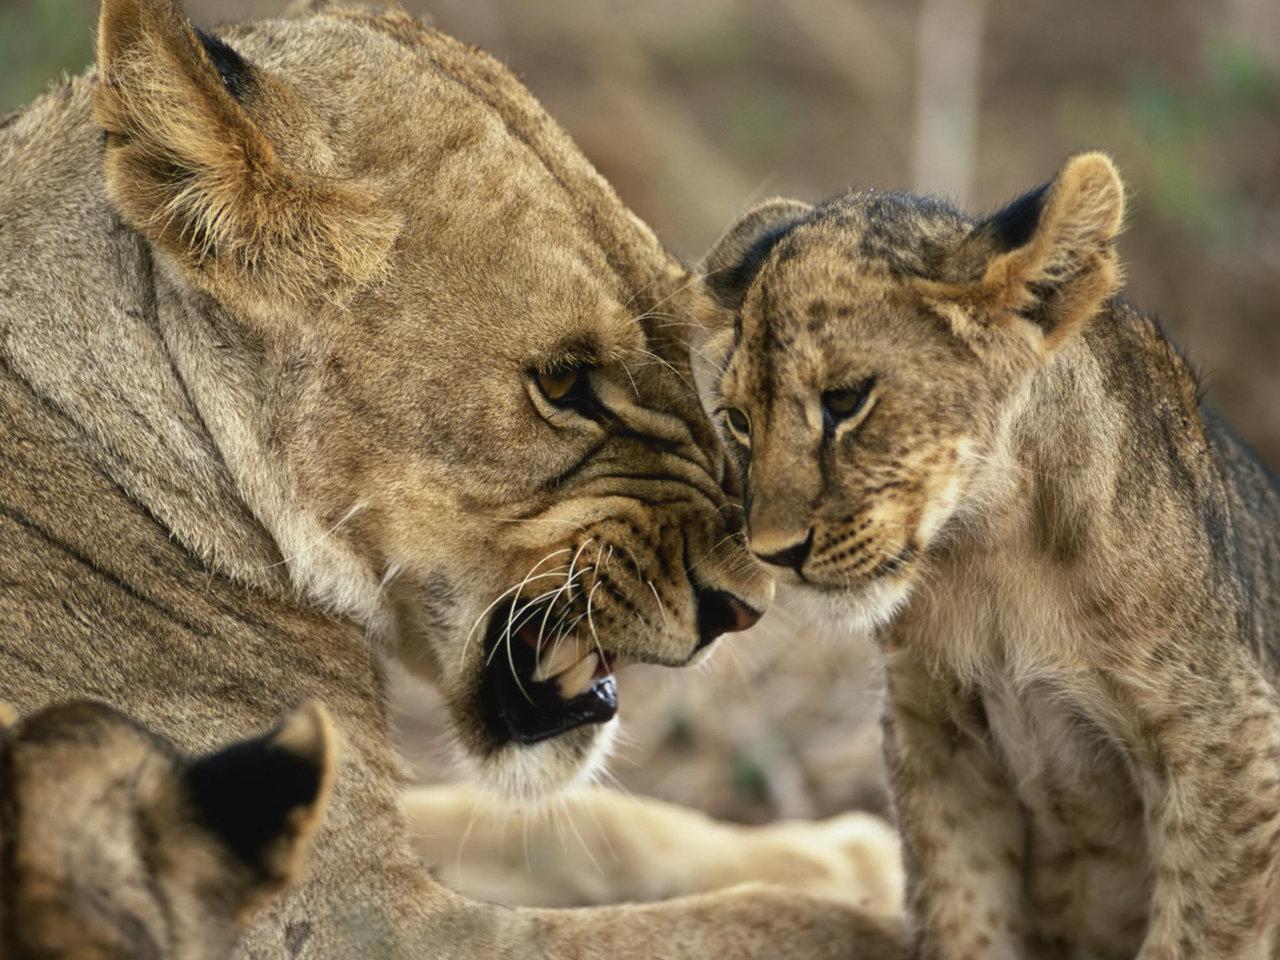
[822,379,874,422]
[536,368,581,403]
[724,407,751,439]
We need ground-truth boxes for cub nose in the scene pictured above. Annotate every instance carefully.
[694,588,763,653]
[753,529,814,574]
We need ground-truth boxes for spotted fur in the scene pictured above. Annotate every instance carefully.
[703,153,1280,959]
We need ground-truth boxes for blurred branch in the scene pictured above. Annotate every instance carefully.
[912,0,989,205]
[783,0,911,158]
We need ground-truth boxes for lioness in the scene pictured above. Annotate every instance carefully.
[0,0,886,955]
[0,700,333,960]
[696,153,1280,957]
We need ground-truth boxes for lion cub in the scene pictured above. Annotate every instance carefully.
[701,153,1280,959]
[0,700,333,960]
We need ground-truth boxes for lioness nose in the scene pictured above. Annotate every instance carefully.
[694,588,763,652]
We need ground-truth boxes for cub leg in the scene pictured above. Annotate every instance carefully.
[1120,660,1280,960]
[883,654,1027,960]
[403,784,902,913]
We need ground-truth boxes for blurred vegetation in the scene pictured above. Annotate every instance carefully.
[0,0,95,116]
[5,0,1280,826]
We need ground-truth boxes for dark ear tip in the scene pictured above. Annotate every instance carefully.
[980,179,1052,253]
[979,152,1125,256]
[186,703,336,878]
[195,28,253,101]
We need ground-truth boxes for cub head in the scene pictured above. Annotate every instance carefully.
[700,154,1125,628]
[0,700,333,960]
[93,0,770,797]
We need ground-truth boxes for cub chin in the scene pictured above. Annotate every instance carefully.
[699,154,1280,959]
[0,700,333,960]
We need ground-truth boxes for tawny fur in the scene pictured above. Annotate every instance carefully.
[0,700,334,959]
[402,782,903,914]
[703,153,1280,960]
[0,1,894,957]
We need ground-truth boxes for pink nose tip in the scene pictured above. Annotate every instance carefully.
[694,589,763,653]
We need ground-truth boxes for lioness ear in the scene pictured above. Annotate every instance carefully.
[935,152,1125,351]
[95,0,399,312]
[185,702,335,899]
[701,197,813,311]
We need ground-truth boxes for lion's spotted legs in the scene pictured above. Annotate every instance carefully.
[1118,662,1280,960]
[882,657,1026,960]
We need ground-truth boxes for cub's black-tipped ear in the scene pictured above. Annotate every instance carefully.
[193,28,252,100]
[701,198,813,311]
[95,0,399,315]
[980,179,1053,254]
[186,702,335,892]
[930,153,1125,351]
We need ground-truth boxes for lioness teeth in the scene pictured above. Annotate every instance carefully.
[557,652,599,699]
[532,640,589,682]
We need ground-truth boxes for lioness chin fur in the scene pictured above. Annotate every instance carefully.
[699,153,1280,958]
[0,0,894,957]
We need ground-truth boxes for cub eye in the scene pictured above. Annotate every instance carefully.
[722,407,752,443]
[536,367,582,404]
[822,379,875,423]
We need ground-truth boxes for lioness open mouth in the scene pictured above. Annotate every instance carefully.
[478,597,624,746]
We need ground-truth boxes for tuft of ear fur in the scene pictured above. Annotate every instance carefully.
[185,702,336,900]
[94,0,400,314]
[929,152,1125,351]
[701,197,813,311]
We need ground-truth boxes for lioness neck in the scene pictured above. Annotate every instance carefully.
[0,78,315,607]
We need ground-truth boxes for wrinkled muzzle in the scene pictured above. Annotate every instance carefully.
[474,496,769,750]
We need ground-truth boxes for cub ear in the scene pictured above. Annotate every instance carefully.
[935,152,1125,351]
[0,702,16,730]
[185,702,336,898]
[94,0,399,313]
[700,197,813,311]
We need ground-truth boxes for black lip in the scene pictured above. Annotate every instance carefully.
[478,601,619,748]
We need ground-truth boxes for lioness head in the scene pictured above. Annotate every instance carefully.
[700,154,1124,628]
[93,0,770,796]
[0,700,333,960]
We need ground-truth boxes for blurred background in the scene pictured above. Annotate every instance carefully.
[4,0,1278,829]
